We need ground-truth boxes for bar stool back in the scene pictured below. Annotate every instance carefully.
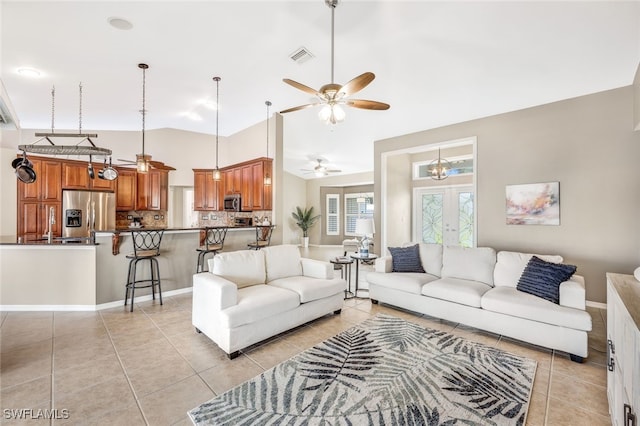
[247,225,275,250]
[196,226,228,272]
[125,229,164,312]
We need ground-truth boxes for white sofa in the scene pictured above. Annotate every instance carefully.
[192,244,346,359]
[367,244,592,362]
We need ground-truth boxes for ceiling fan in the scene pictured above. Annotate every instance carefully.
[301,158,342,177]
[280,0,390,125]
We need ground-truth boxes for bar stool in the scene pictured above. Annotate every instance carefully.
[247,225,275,250]
[125,230,164,312]
[196,226,228,272]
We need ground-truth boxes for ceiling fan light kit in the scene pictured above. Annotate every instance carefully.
[280,0,389,125]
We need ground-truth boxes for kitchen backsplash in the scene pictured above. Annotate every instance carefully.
[116,211,168,229]
[198,211,272,227]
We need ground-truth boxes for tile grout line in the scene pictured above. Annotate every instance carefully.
[543,352,554,426]
[99,308,151,426]
[140,301,222,400]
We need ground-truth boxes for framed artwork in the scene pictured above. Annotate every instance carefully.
[505,182,560,225]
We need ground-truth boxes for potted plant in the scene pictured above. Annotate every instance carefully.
[292,206,320,248]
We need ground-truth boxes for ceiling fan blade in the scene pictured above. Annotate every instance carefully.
[283,79,320,96]
[339,72,375,97]
[346,99,390,110]
[279,103,319,114]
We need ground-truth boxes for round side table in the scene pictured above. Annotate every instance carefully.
[350,253,378,298]
[330,258,354,299]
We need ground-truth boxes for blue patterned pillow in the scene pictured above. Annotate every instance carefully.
[388,244,425,273]
[517,256,576,304]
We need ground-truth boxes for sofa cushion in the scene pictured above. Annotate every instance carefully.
[481,286,591,331]
[269,276,345,303]
[441,246,496,286]
[494,251,563,288]
[421,277,492,308]
[388,244,425,273]
[211,250,266,289]
[367,271,439,295]
[516,256,577,304]
[220,284,300,329]
[262,245,302,283]
[397,242,442,277]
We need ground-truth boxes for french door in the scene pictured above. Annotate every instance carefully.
[413,185,475,247]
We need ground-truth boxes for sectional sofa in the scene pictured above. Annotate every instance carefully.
[367,243,592,362]
[192,244,346,358]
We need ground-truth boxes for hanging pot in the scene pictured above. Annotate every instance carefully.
[98,157,118,181]
[87,155,95,179]
[15,154,36,184]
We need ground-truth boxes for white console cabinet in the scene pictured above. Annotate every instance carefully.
[607,273,640,426]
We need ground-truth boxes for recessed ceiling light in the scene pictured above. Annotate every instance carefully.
[17,67,41,78]
[108,17,133,30]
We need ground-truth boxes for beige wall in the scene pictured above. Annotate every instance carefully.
[634,63,640,130]
[375,86,640,304]
[281,172,307,245]
[304,171,374,245]
[385,154,412,247]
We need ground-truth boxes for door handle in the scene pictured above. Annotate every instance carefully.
[624,404,636,426]
[607,339,615,372]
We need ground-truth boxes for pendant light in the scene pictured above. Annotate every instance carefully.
[212,76,221,181]
[263,100,272,186]
[136,63,150,173]
[430,148,452,181]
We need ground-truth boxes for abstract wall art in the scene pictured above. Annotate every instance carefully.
[505,182,560,225]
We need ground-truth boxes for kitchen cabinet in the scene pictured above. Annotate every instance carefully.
[17,157,62,241]
[117,168,169,212]
[607,273,640,426]
[61,160,116,191]
[195,157,273,212]
[137,169,168,211]
[193,170,219,211]
[116,169,137,211]
[241,165,253,211]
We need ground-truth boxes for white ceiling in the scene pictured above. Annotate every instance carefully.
[2,1,639,178]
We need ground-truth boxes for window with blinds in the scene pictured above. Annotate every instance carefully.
[326,194,339,235]
[345,193,374,236]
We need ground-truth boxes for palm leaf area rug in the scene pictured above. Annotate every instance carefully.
[189,314,536,426]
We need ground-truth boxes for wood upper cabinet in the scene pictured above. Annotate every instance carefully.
[16,157,62,241]
[193,158,273,212]
[193,170,219,211]
[116,168,168,212]
[135,170,168,211]
[116,169,137,211]
[61,160,116,191]
[241,165,253,211]
[252,160,272,210]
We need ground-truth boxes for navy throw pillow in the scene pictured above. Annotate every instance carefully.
[517,256,576,304]
[388,244,425,273]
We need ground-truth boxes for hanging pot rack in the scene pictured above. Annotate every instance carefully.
[18,84,112,157]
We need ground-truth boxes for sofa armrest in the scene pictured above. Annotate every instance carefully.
[192,272,238,311]
[559,274,586,310]
[300,258,333,279]
[375,256,392,273]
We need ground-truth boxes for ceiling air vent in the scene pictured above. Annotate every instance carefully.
[289,47,314,64]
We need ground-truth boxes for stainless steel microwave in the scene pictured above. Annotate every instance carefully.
[224,194,241,211]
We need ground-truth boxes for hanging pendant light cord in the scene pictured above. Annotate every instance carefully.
[78,82,82,134]
[214,77,220,170]
[265,100,271,159]
[50,86,55,133]
[330,1,335,84]
[141,65,146,158]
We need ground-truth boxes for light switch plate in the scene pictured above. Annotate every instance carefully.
[154,215,159,220]
[127,215,133,220]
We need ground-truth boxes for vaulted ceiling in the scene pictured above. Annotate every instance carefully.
[2,1,639,178]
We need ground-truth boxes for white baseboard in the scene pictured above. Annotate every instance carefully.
[0,287,193,312]
[586,300,607,310]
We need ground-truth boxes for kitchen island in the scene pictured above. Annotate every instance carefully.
[0,226,260,310]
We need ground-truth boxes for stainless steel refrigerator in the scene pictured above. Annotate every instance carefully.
[62,190,116,238]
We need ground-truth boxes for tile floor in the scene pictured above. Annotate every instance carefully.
[0,291,610,425]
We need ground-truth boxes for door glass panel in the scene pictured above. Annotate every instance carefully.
[421,193,443,244]
[458,191,474,247]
